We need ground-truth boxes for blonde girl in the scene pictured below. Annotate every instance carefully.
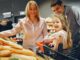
[42,14,72,51]
[50,14,72,50]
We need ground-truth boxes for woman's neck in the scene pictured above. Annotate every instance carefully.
[29,17,38,24]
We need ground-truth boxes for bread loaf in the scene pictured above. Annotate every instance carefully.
[11,49,36,56]
[0,50,11,57]
[10,53,37,60]
[0,38,23,49]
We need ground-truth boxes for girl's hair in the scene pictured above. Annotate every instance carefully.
[25,0,40,21]
[53,14,72,48]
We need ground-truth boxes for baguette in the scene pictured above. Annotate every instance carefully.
[0,45,36,56]
[11,49,36,56]
[11,53,37,60]
[0,50,11,57]
[0,38,37,57]
[0,45,13,50]
[0,38,23,49]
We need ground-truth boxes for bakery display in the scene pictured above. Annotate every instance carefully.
[0,38,38,60]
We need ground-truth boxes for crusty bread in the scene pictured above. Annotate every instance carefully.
[0,38,23,49]
[0,45,36,57]
[0,45,13,50]
[0,38,36,57]
[0,50,11,57]
[10,53,37,60]
[11,49,36,56]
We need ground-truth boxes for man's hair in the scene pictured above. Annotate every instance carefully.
[51,0,63,7]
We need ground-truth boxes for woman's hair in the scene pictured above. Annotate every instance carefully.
[53,15,72,48]
[25,0,40,21]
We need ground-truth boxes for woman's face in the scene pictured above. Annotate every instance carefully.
[28,4,37,17]
[52,17,62,32]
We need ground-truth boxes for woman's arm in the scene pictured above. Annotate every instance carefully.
[0,21,23,38]
[42,21,48,38]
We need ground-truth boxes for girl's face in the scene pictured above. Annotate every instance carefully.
[52,17,62,32]
[28,4,37,17]
[46,22,54,31]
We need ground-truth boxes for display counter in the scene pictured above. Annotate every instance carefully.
[0,38,54,60]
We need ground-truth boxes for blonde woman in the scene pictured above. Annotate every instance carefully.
[0,0,47,51]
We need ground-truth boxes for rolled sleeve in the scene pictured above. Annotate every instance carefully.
[0,21,22,37]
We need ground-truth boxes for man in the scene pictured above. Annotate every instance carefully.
[50,0,80,47]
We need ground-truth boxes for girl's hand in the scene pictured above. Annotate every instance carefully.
[43,39,53,44]
[49,43,54,48]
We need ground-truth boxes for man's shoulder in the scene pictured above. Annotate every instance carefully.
[65,5,79,14]
[65,5,72,9]
[65,5,73,13]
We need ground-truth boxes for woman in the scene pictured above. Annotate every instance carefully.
[0,1,47,51]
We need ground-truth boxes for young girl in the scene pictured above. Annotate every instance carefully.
[37,15,72,51]
[45,17,54,33]
[50,15,72,50]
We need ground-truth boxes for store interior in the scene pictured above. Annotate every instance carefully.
[0,0,80,60]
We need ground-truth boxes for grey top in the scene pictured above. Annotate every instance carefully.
[64,5,80,38]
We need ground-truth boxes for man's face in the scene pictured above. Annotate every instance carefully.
[51,4,64,15]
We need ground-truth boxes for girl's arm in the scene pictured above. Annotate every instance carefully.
[52,35,63,51]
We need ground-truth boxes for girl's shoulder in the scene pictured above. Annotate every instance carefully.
[53,30,67,37]
[58,30,67,35]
